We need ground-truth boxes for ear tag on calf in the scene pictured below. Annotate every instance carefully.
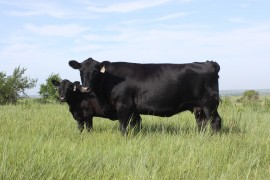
[100,66,106,73]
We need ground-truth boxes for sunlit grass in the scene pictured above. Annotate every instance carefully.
[0,98,269,179]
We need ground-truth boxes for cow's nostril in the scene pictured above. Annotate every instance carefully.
[81,87,90,92]
[60,96,65,102]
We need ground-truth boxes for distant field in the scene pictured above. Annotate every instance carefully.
[0,97,270,179]
[220,89,270,96]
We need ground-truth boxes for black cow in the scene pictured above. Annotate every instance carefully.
[69,58,222,134]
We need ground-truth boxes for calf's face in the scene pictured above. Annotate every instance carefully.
[52,79,78,102]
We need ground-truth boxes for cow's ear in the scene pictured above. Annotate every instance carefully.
[69,60,81,69]
[73,81,80,91]
[100,66,105,73]
[51,79,60,87]
[99,61,110,73]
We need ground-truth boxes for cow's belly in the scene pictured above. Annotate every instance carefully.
[135,97,193,116]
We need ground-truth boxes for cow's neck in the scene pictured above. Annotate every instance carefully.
[93,75,115,112]
[88,92,106,116]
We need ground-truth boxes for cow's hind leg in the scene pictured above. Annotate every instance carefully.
[130,112,142,132]
[118,112,132,135]
[202,105,222,132]
[210,110,222,132]
[194,107,207,131]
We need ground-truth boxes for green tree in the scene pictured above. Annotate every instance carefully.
[0,67,37,104]
[39,73,61,102]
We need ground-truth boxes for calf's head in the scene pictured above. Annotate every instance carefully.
[52,79,80,102]
[69,57,102,93]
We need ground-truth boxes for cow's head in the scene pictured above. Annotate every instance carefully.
[69,57,101,93]
[52,79,80,102]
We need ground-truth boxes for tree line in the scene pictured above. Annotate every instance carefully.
[0,66,263,105]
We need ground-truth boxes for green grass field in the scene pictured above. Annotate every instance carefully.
[0,97,269,179]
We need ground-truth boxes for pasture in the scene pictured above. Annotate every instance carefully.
[0,97,270,179]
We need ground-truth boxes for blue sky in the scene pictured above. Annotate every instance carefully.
[1,0,270,95]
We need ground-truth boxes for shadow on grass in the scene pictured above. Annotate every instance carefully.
[82,121,245,136]
[139,123,194,135]
[128,123,246,136]
[220,125,245,134]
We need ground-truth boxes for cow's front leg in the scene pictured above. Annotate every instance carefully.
[116,103,134,135]
[85,116,93,132]
[77,120,84,133]
[130,112,142,131]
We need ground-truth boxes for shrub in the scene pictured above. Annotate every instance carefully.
[0,67,37,104]
[238,90,260,103]
[243,90,259,101]
[237,90,261,111]
[39,73,61,102]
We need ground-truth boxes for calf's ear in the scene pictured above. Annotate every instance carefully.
[73,81,80,91]
[69,60,81,69]
[51,79,60,87]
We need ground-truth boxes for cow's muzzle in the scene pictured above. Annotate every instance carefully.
[60,96,66,102]
[81,86,91,93]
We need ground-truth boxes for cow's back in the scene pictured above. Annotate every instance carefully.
[101,61,219,116]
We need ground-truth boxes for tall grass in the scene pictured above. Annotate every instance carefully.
[0,98,269,179]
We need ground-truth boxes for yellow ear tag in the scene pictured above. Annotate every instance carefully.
[100,66,106,73]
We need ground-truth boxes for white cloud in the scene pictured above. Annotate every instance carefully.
[71,44,104,52]
[240,3,248,8]
[8,10,43,16]
[157,12,189,21]
[7,8,68,19]
[227,17,246,23]
[87,0,172,13]
[2,1,70,18]
[2,1,98,19]
[119,12,191,27]
[24,24,88,37]
[83,34,129,42]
